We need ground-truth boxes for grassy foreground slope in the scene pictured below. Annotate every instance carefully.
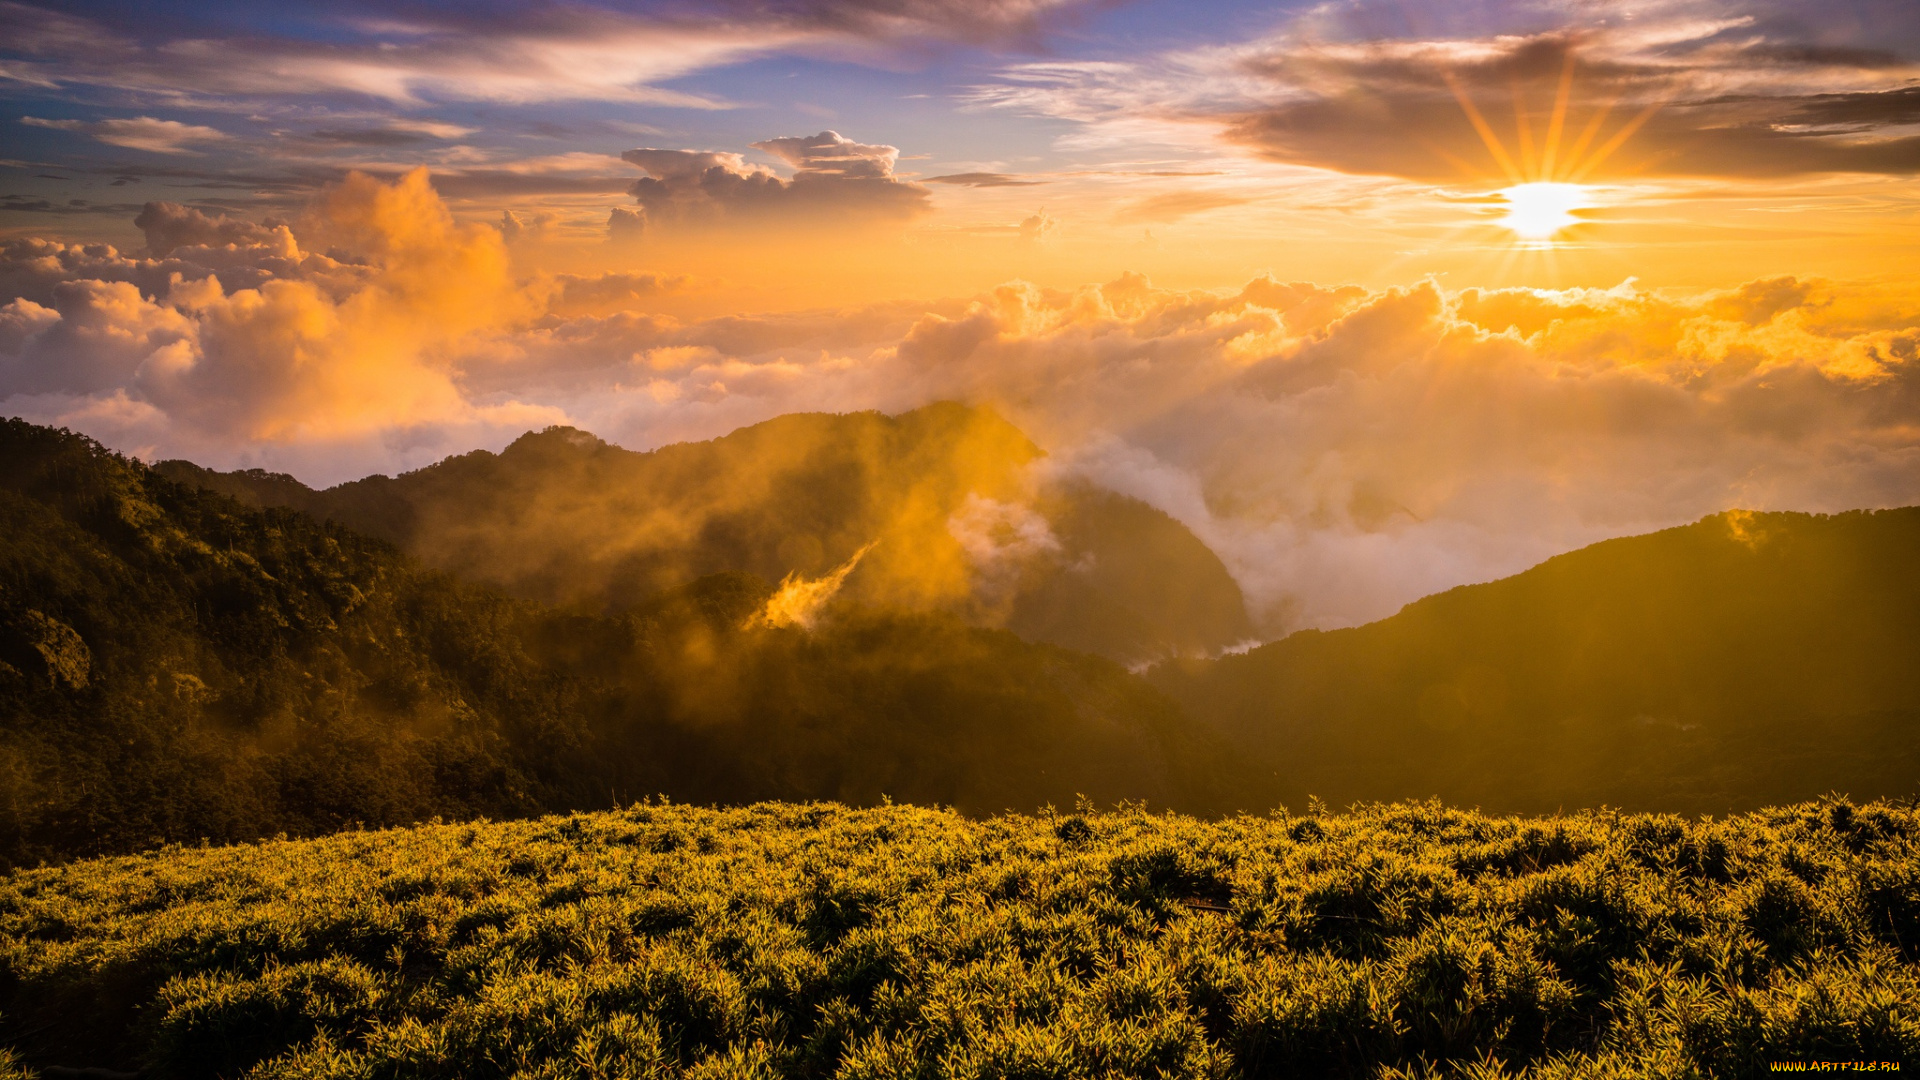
[1154,508,1920,814]
[4,799,1917,1079]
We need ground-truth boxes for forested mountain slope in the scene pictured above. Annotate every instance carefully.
[0,420,1247,866]
[158,404,1253,665]
[1152,508,1920,812]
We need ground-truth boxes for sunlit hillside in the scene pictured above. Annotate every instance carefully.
[157,404,1253,666]
[1152,508,1920,813]
[4,798,1917,1078]
[0,420,1244,867]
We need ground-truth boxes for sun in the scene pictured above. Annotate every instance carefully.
[1497,182,1593,243]
[1435,47,1653,250]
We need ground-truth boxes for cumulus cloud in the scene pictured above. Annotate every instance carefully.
[427,267,1920,632]
[619,131,930,230]
[1,169,554,452]
[606,206,646,243]
[880,273,1920,628]
[5,173,1919,635]
[133,202,280,258]
[751,130,902,178]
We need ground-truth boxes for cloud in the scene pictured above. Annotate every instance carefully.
[22,115,230,155]
[0,0,1098,107]
[1019,210,1057,241]
[926,172,1045,187]
[6,176,1920,635]
[133,202,280,257]
[1113,191,1249,223]
[430,268,1920,632]
[972,0,1920,182]
[751,130,901,179]
[1225,30,1920,180]
[305,120,474,146]
[546,271,688,317]
[620,131,931,230]
[2,168,550,450]
[880,273,1920,628]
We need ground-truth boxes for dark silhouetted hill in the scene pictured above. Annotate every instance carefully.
[157,404,1253,665]
[1151,508,1920,813]
[0,420,1249,866]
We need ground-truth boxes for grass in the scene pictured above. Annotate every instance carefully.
[2,797,1916,1079]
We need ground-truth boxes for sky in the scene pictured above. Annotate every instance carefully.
[3,0,1920,634]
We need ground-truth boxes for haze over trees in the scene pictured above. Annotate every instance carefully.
[0,417,1244,868]
[155,404,1254,667]
[5,407,1920,869]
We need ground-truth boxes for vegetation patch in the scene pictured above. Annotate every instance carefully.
[3,797,1916,1078]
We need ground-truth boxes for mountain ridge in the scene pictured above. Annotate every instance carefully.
[1150,505,1920,813]
[157,403,1255,666]
[0,417,1251,867]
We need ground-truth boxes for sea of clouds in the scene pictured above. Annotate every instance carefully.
[4,171,1917,634]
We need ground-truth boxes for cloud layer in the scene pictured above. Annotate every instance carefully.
[977,0,1920,182]
[4,173,1918,634]
[619,131,930,232]
[0,0,1095,106]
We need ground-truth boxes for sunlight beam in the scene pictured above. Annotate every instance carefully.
[1571,100,1665,182]
[1539,51,1577,181]
[1445,73,1524,183]
[1513,81,1538,179]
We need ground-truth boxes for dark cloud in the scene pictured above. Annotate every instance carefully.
[425,171,632,199]
[606,205,645,243]
[926,172,1044,187]
[1222,29,1920,181]
[548,271,687,316]
[133,201,275,257]
[620,131,930,230]
[1736,44,1910,69]
[307,128,434,146]
[1788,85,1920,128]
[0,194,144,216]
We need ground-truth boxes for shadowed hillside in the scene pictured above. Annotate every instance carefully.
[0,420,1250,867]
[1152,508,1920,813]
[157,404,1253,665]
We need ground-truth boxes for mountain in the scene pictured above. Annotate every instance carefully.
[1150,508,1920,813]
[156,404,1253,665]
[0,419,1250,866]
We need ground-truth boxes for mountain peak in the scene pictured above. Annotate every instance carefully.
[501,425,610,460]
